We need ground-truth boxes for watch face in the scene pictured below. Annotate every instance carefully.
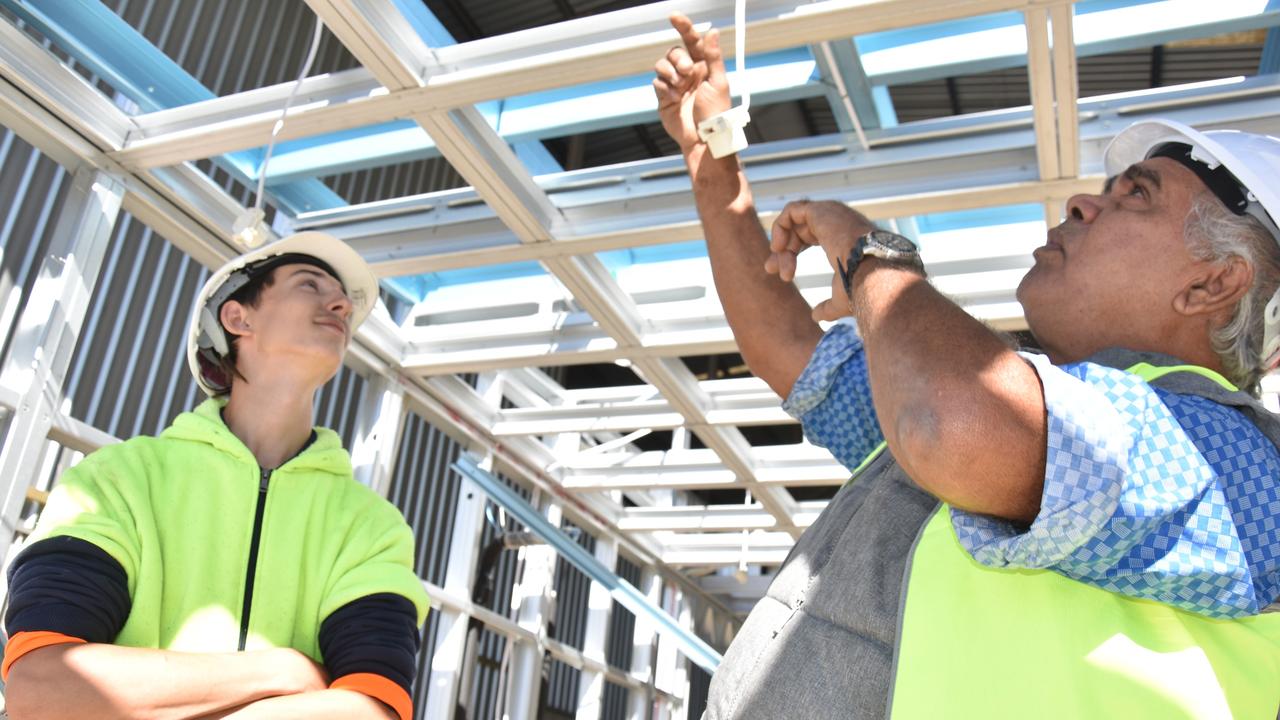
[869,230,918,253]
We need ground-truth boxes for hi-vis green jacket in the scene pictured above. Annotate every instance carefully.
[28,398,430,661]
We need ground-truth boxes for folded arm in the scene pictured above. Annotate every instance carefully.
[3,537,329,720]
[198,689,395,720]
[6,642,329,720]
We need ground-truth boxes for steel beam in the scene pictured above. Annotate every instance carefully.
[0,167,123,557]
[1051,3,1079,180]
[663,547,792,567]
[421,469,488,720]
[619,502,827,533]
[628,569,662,719]
[1025,8,1060,185]
[1264,0,1280,75]
[562,444,850,492]
[811,38,879,138]
[104,0,1064,173]
[576,536,618,720]
[117,53,821,182]
[860,3,1280,87]
[506,495,557,720]
[348,373,407,496]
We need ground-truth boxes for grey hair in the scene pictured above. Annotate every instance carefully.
[1183,192,1280,394]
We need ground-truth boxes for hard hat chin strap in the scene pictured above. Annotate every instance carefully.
[1262,289,1280,372]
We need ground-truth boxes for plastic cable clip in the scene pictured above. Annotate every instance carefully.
[232,207,269,250]
[697,106,751,159]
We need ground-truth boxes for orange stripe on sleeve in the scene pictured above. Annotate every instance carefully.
[331,672,412,720]
[2,631,86,681]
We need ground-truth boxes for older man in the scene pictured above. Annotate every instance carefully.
[655,13,1280,719]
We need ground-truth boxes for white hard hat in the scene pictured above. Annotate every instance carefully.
[1104,120,1280,369]
[186,232,378,396]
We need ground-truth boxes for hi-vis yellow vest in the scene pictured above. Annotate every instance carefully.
[890,363,1280,719]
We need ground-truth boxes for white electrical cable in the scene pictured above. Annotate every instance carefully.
[253,16,326,211]
[734,0,749,112]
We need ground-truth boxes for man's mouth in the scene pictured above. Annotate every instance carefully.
[1036,227,1066,256]
[317,318,348,337]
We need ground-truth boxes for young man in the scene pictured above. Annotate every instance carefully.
[655,13,1280,718]
[2,232,429,720]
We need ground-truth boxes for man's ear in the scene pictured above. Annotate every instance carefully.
[219,300,253,338]
[1174,256,1253,319]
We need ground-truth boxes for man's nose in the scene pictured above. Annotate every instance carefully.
[1065,193,1103,223]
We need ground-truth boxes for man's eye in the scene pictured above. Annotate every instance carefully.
[1127,184,1147,198]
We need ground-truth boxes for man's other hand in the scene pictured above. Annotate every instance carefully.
[653,13,732,153]
[767,200,876,321]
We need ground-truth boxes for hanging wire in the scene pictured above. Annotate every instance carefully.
[253,15,326,211]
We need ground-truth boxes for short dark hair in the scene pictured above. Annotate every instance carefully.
[213,267,278,395]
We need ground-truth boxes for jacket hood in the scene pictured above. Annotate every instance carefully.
[161,398,352,476]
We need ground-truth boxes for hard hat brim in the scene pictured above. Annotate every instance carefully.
[1104,119,1280,237]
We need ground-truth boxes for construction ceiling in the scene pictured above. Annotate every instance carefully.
[1,0,1277,616]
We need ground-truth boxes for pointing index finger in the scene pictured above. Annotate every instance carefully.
[669,13,703,59]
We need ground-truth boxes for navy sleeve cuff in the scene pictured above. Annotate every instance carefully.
[319,593,420,694]
[5,536,131,642]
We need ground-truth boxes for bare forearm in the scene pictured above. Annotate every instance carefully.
[686,146,823,395]
[851,260,1046,521]
[5,644,318,720]
[200,689,395,720]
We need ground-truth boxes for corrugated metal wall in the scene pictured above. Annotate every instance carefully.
[544,520,597,716]
[688,663,712,719]
[467,474,531,720]
[0,134,75,368]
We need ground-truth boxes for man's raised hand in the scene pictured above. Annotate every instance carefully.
[653,13,732,153]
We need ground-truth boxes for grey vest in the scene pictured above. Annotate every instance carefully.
[702,349,1280,720]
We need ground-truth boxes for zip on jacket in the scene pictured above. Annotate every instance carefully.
[238,467,271,651]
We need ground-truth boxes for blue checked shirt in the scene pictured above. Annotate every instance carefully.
[782,320,1280,618]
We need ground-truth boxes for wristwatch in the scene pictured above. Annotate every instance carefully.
[836,229,925,301]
